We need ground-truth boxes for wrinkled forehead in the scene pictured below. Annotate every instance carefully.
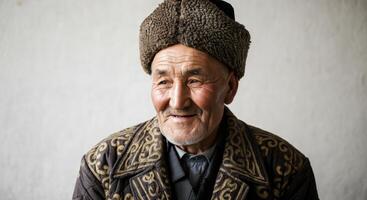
[151,44,228,77]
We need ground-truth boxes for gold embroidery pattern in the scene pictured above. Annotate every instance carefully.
[253,130,305,198]
[131,168,171,199]
[84,118,169,199]
[115,119,163,177]
[255,185,270,199]
[111,126,137,156]
[107,193,133,200]
[85,141,111,197]
[211,169,248,200]
[110,193,121,200]
[85,125,138,197]
[254,131,303,168]
[123,193,133,200]
[221,114,267,183]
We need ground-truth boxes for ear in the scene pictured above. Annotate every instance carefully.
[224,72,239,104]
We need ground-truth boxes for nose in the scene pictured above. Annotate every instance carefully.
[169,81,190,109]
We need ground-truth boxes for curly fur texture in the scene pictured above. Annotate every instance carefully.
[139,0,251,79]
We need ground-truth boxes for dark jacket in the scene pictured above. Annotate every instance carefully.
[73,108,319,200]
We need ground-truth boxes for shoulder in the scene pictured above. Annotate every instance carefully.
[247,125,306,171]
[83,120,149,181]
[245,124,319,199]
[224,108,309,180]
[245,124,315,196]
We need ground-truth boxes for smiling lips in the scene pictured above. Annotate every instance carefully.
[169,114,197,122]
[171,114,196,118]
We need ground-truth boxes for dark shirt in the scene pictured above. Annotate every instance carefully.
[166,127,227,200]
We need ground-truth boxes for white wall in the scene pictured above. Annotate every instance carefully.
[0,0,366,199]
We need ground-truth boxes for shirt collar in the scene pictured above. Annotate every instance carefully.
[174,142,217,162]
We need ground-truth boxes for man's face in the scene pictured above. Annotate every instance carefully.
[151,44,238,147]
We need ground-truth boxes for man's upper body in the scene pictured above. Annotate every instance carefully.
[73,0,319,199]
[73,108,318,200]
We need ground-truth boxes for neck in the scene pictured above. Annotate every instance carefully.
[177,128,219,155]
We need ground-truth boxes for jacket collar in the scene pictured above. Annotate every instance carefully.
[112,118,165,178]
[112,118,172,199]
[111,107,269,199]
[219,107,269,185]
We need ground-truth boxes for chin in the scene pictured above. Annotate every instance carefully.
[160,126,208,146]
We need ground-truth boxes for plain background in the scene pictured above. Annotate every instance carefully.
[1,0,366,199]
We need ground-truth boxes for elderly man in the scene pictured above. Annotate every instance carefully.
[73,0,319,199]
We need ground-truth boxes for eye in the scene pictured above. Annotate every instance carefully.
[158,80,168,85]
[187,78,202,86]
[188,79,198,84]
[155,79,172,88]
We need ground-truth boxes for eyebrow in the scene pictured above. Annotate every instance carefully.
[153,69,167,77]
[185,68,203,76]
[152,67,204,77]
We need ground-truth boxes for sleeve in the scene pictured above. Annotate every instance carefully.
[282,158,319,200]
[72,156,106,200]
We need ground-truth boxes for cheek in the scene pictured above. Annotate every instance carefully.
[191,91,212,109]
[151,89,169,112]
[191,85,226,110]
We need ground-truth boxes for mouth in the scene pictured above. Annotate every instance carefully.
[170,114,196,118]
[168,114,197,122]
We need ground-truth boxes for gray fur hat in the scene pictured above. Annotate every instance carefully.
[139,0,250,79]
